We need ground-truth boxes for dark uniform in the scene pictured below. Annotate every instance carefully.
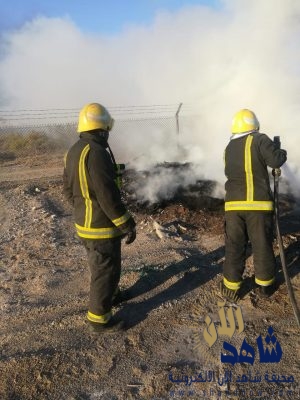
[223,132,287,292]
[63,131,136,325]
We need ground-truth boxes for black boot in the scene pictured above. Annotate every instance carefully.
[88,317,125,334]
[219,281,240,303]
[257,284,275,298]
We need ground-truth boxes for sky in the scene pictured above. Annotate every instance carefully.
[0,0,300,199]
[0,0,219,35]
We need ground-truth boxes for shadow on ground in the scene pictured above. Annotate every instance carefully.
[118,246,224,328]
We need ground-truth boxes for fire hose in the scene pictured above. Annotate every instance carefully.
[273,136,300,327]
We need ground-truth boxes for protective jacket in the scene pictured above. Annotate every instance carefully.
[224,132,287,211]
[63,131,135,239]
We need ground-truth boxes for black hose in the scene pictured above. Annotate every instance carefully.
[273,169,300,327]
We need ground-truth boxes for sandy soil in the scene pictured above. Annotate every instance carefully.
[0,155,299,400]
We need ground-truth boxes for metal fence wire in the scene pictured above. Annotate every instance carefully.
[0,103,200,164]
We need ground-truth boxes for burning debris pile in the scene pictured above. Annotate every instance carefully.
[121,162,224,213]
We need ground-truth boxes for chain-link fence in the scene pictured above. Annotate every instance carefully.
[0,104,201,165]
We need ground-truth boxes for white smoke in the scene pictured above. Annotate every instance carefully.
[1,0,300,201]
[282,164,300,198]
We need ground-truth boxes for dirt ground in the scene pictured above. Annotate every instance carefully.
[0,154,299,400]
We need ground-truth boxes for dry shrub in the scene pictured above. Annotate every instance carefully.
[0,131,59,159]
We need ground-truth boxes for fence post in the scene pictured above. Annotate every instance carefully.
[175,102,183,149]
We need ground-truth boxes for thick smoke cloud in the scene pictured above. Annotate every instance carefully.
[0,0,300,201]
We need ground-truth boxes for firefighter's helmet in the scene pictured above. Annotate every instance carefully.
[231,109,260,134]
[77,103,114,133]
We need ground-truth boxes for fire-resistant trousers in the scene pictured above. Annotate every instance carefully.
[223,211,276,288]
[81,238,121,319]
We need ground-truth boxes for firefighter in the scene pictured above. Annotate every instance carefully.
[220,109,287,301]
[63,103,136,333]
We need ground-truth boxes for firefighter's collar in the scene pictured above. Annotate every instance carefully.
[230,131,257,140]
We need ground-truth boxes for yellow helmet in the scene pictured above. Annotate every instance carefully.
[231,109,260,134]
[77,103,114,133]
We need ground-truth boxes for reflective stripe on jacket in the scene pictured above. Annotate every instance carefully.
[224,132,287,212]
[63,132,135,239]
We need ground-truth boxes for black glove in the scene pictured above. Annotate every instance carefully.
[280,149,287,158]
[125,228,136,245]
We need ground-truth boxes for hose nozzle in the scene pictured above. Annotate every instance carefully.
[273,136,281,149]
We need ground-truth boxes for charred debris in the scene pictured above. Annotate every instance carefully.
[121,162,224,214]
